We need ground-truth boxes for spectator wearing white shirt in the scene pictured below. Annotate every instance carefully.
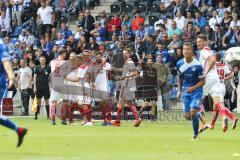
[37,0,54,37]
[161,0,173,8]
[209,10,223,31]
[0,11,11,36]
[229,12,240,29]
[11,0,23,25]
[174,11,186,31]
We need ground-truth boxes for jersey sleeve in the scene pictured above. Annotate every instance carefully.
[104,63,111,71]
[0,41,10,62]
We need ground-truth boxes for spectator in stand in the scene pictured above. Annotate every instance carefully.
[216,2,226,17]
[0,11,11,36]
[18,59,32,116]
[108,24,120,41]
[49,44,59,60]
[83,9,95,38]
[59,21,73,40]
[37,0,54,38]
[143,35,157,61]
[199,0,214,16]
[90,21,107,43]
[5,1,13,20]
[14,42,23,59]
[167,21,182,39]
[210,24,224,51]
[86,36,99,51]
[66,35,77,51]
[226,0,240,16]
[5,35,15,57]
[98,10,108,28]
[229,12,240,29]
[168,34,182,50]
[121,14,132,30]
[28,0,41,20]
[193,10,208,29]
[174,11,186,31]
[11,0,24,26]
[134,36,145,59]
[76,35,87,53]
[186,11,194,23]
[159,33,170,49]
[155,24,166,43]
[134,23,145,41]
[186,0,198,14]
[172,0,185,18]
[108,14,121,32]
[131,11,144,32]
[155,42,170,65]
[221,11,232,33]
[54,0,67,16]
[78,12,85,27]
[55,32,66,48]
[66,0,79,14]
[222,25,240,49]
[119,24,134,42]
[209,10,223,31]
[74,26,85,41]
[203,25,213,42]
[182,22,196,42]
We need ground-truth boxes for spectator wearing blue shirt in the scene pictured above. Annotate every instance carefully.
[134,23,145,41]
[155,42,170,65]
[222,25,240,49]
[167,21,182,39]
[90,21,107,43]
[55,32,66,48]
[59,21,73,40]
[194,10,208,29]
[14,42,23,59]
[120,24,134,42]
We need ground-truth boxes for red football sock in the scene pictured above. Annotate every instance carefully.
[100,105,107,122]
[215,102,235,120]
[106,104,112,121]
[116,107,123,122]
[129,105,139,120]
[82,107,92,122]
[50,105,56,121]
[211,108,219,126]
[69,102,78,122]
[61,104,68,121]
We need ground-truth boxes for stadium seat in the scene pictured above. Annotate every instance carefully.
[135,4,147,17]
[110,4,121,14]
[121,4,134,16]
[148,4,160,14]
[148,15,159,26]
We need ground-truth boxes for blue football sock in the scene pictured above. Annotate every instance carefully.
[192,115,199,136]
[0,115,18,131]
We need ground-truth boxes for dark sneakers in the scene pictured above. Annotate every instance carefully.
[17,128,28,147]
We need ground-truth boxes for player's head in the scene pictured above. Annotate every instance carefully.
[197,34,207,50]
[69,52,77,61]
[123,48,132,60]
[214,53,222,62]
[183,42,194,59]
[96,53,103,64]
[58,48,66,59]
[39,55,46,65]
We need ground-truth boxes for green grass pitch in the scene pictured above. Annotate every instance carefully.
[0,113,240,160]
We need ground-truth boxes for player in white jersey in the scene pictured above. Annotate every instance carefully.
[92,53,112,126]
[49,49,69,125]
[209,53,238,129]
[197,34,238,132]
[66,52,94,126]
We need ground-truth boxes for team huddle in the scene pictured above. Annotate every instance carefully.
[33,33,239,139]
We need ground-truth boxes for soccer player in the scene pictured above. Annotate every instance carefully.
[0,39,27,147]
[49,49,69,125]
[197,34,238,132]
[177,42,205,140]
[209,53,238,129]
[111,48,142,127]
[92,53,112,126]
[66,52,94,126]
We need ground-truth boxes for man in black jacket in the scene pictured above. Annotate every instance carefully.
[83,9,95,40]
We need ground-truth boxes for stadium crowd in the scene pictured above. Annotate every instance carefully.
[1,0,240,124]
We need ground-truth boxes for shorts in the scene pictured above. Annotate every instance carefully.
[203,75,225,102]
[36,87,50,100]
[49,88,67,102]
[182,91,203,113]
[39,24,52,36]
[77,95,92,105]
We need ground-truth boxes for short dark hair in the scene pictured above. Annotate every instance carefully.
[197,34,208,41]
[58,49,66,55]
[214,53,222,61]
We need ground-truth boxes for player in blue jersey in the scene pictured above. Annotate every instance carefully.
[177,42,206,140]
[0,39,27,147]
